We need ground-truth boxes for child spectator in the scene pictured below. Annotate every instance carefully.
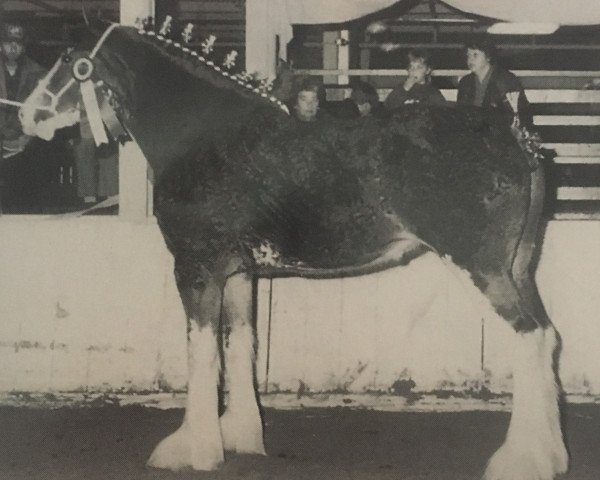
[384,49,445,110]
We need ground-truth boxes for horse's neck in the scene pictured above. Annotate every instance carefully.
[97,30,264,178]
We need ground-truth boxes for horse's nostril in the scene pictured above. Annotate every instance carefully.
[32,110,53,124]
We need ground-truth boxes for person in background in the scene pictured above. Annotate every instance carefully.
[384,49,446,110]
[0,22,45,156]
[288,76,329,122]
[0,22,46,213]
[70,107,119,207]
[336,80,382,119]
[457,37,532,128]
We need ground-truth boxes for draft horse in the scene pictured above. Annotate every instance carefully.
[20,20,568,480]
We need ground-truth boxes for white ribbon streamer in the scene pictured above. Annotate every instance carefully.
[80,79,108,146]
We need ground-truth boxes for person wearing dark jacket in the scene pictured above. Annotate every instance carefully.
[0,22,47,213]
[0,23,45,156]
[457,37,532,129]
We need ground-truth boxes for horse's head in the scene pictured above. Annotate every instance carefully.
[20,23,119,142]
[20,48,86,140]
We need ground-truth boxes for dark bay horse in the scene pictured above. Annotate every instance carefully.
[19,21,568,480]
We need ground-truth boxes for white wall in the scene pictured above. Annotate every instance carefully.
[0,216,187,392]
[258,221,600,395]
[0,217,598,396]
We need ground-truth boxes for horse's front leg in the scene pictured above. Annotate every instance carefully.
[484,325,567,480]
[476,271,568,480]
[148,278,224,471]
[219,273,266,455]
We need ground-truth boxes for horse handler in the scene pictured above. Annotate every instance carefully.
[0,22,46,213]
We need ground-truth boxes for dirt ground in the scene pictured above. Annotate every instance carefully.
[0,403,598,480]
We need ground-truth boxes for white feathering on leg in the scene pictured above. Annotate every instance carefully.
[484,327,568,480]
[220,324,266,454]
[148,323,224,471]
[220,274,266,455]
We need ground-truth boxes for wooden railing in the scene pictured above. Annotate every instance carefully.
[295,69,600,220]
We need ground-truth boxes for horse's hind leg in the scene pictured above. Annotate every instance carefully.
[148,276,224,471]
[219,273,266,455]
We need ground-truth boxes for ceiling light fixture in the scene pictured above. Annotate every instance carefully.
[487,22,559,35]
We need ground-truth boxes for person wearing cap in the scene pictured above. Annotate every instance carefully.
[0,22,45,155]
[457,37,532,128]
[0,22,46,212]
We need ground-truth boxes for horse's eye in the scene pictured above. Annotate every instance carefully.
[62,53,72,64]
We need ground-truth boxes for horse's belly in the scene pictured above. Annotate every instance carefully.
[249,224,430,279]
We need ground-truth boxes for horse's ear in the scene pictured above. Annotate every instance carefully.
[276,58,291,76]
[87,11,111,34]
[271,59,295,102]
[66,12,109,50]
[81,0,89,27]
[80,1,108,29]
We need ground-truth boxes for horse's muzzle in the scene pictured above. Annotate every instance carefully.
[20,107,81,141]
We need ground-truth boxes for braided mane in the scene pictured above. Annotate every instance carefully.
[125,25,289,116]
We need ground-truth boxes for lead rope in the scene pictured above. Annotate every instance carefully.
[0,98,30,108]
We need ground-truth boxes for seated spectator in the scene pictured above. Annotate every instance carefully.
[384,49,445,110]
[288,76,330,122]
[336,80,382,119]
[457,37,532,129]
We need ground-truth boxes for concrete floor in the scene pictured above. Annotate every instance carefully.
[0,404,598,479]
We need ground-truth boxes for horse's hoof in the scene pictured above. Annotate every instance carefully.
[147,424,224,471]
[220,410,266,455]
[484,442,568,480]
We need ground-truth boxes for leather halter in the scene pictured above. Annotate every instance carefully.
[20,23,129,144]
[41,23,120,112]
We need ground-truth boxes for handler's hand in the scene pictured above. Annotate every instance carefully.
[17,134,32,150]
[2,135,31,158]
